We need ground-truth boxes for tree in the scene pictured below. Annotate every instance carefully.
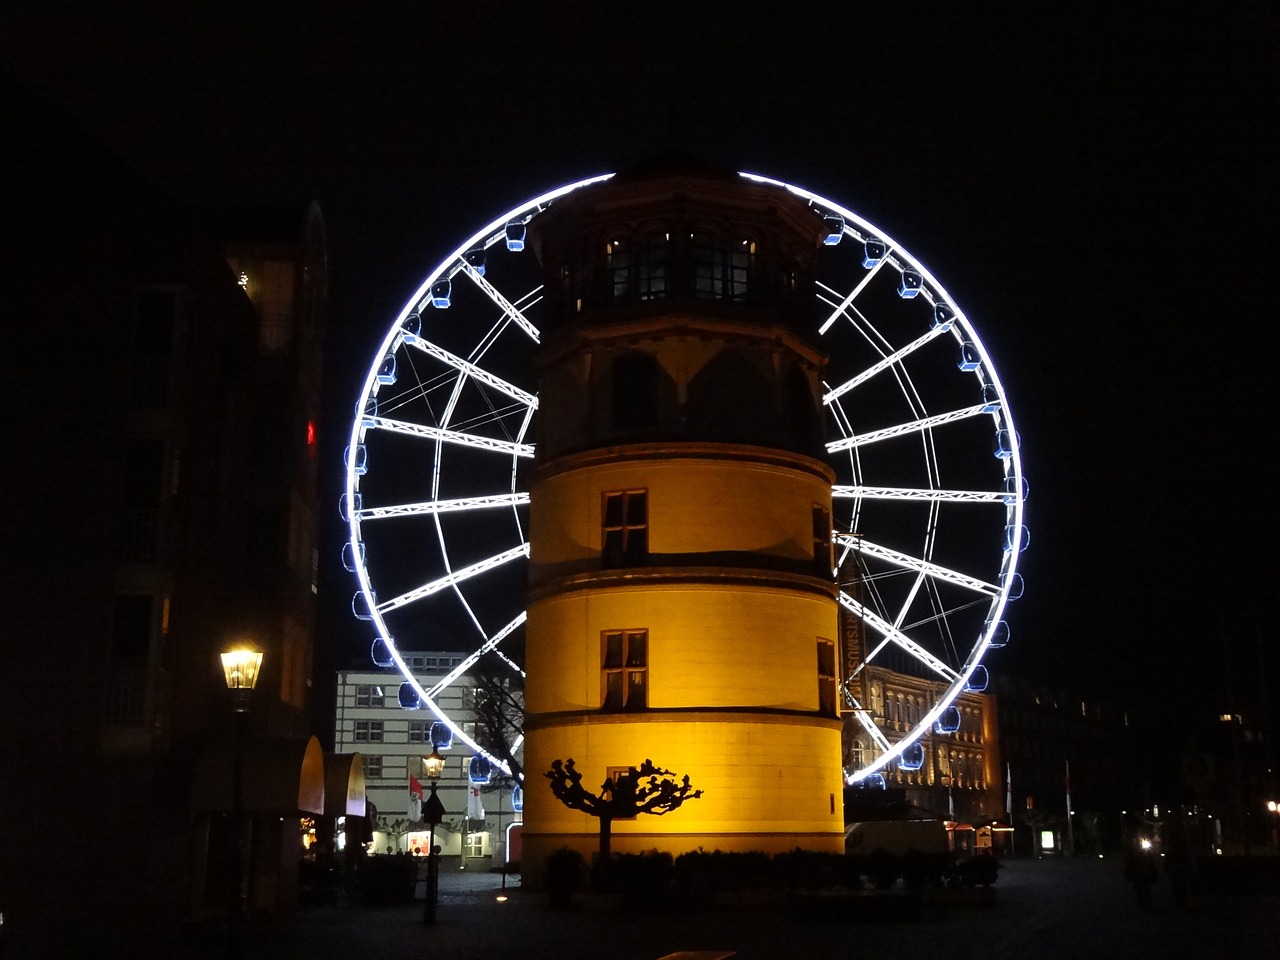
[544,758,703,878]
[470,658,525,783]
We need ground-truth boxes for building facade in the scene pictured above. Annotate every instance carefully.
[333,653,520,862]
[521,161,847,878]
[0,86,329,948]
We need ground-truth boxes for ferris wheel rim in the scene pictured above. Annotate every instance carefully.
[342,169,1026,783]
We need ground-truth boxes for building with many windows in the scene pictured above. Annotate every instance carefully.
[0,86,330,949]
[840,584,1004,832]
[334,653,521,863]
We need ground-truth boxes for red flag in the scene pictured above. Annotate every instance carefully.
[409,774,424,799]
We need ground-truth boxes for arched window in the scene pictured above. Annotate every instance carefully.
[612,352,659,430]
[605,238,632,300]
[637,231,668,300]
[693,231,754,301]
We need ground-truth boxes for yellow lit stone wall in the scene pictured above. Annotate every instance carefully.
[523,441,845,882]
[526,583,834,714]
[522,714,845,873]
[528,443,833,577]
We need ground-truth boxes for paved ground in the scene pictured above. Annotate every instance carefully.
[231,856,1277,960]
[6,856,1276,959]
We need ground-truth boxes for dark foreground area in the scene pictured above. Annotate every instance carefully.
[7,856,1278,959]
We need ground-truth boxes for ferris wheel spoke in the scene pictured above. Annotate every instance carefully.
[427,611,528,697]
[834,534,999,596]
[817,258,891,335]
[376,543,530,614]
[357,492,530,522]
[839,591,960,682]
[406,338,538,408]
[460,262,541,343]
[826,404,990,454]
[847,696,894,753]
[368,415,535,458]
[832,484,1008,504]
[823,326,948,405]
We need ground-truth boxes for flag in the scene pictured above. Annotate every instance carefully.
[467,784,485,821]
[409,774,424,822]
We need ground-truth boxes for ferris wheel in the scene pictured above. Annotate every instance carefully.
[341,172,1026,782]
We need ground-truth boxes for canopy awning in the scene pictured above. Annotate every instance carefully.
[192,735,325,815]
[324,752,367,818]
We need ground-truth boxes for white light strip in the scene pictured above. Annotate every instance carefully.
[461,263,540,343]
[358,492,530,522]
[838,592,960,681]
[428,611,528,697]
[835,534,999,596]
[826,404,990,454]
[407,338,538,408]
[818,257,890,335]
[832,484,1008,504]
[823,326,948,405]
[856,709,894,753]
[368,416,535,458]
[377,544,530,613]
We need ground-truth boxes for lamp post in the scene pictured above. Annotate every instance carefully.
[421,749,446,924]
[220,645,263,960]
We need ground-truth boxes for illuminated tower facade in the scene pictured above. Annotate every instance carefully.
[522,160,845,876]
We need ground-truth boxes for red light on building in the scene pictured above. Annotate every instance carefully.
[306,419,317,458]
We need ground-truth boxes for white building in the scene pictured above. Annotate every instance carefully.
[333,652,521,863]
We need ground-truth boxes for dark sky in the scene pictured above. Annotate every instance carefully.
[3,4,1275,726]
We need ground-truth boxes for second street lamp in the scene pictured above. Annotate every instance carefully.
[220,645,262,960]
[422,749,446,924]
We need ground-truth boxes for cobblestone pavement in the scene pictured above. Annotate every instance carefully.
[231,857,1278,960]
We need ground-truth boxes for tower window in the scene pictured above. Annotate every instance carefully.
[638,231,668,300]
[606,239,631,299]
[817,638,837,716]
[693,232,754,301]
[602,489,648,567]
[811,505,832,576]
[612,353,658,430]
[602,629,648,711]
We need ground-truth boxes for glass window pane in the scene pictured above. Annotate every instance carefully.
[625,491,647,525]
[626,632,647,667]
[604,672,624,710]
[604,632,624,668]
[627,670,647,710]
[604,494,624,527]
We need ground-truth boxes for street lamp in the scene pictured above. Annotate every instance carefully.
[421,749,446,924]
[220,645,262,960]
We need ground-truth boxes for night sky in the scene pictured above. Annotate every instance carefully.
[3,4,1275,728]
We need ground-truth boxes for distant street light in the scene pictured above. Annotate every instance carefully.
[221,645,262,960]
[422,749,446,924]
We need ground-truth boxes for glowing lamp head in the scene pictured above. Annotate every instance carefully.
[221,646,263,692]
[221,646,263,712]
[423,749,445,783]
[1139,838,1153,851]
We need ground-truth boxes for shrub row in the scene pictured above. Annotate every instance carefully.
[548,847,999,901]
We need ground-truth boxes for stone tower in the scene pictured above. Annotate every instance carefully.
[521,159,845,878]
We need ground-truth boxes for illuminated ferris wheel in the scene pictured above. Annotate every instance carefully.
[341,172,1026,782]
